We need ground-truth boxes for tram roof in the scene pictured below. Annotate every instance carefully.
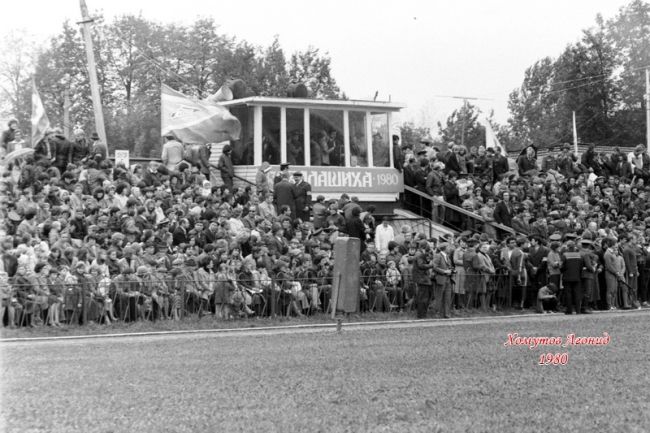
[219,96,405,112]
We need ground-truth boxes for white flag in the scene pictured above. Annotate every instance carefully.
[31,79,50,147]
[161,84,241,144]
[484,119,501,150]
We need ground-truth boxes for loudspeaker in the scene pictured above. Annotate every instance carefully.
[331,237,360,314]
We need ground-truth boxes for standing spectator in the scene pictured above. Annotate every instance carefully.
[561,241,583,314]
[345,207,366,254]
[579,239,597,313]
[311,195,328,229]
[274,172,297,218]
[472,242,496,310]
[70,129,91,165]
[492,146,509,180]
[292,172,311,222]
[413,240,433,319]
[161,134,184,171]
[374,217,395,254]
[274,163,290,185]
[89,132,108,162]
[494,191,514,228]
[622,234,640,308]
[392,135,404,172]
[432,242,453,319]
[1,119,19,153]
[443,171,461,228]
[255,162,271,198]
[217,145,234,192]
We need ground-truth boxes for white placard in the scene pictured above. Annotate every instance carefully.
[114,150,129,168]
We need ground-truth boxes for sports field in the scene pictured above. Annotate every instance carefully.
[1,311,649,433]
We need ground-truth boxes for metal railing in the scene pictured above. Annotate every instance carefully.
[2,269,583,328]
[403,185,517,237]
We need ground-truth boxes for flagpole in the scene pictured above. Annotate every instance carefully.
[79,0,107,144]
[572,111,578,155]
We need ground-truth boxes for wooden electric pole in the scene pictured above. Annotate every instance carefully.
[78,0,107,144]
[63,90,71,139]
[646,69,649,154]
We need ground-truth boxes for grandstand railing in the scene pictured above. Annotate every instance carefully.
[403,185,517,237]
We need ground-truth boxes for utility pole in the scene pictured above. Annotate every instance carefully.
[460,99,468,148]
[572,111,579,155]
[63,90,71,139]
[78,0,107,144]
[646,69,649,154]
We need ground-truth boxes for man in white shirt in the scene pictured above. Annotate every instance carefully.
[627,144,646,176]
[374,217,395,254]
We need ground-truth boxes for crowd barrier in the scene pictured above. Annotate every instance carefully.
[1,270,639,327]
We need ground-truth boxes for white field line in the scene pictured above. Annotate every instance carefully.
[1,308,648,345]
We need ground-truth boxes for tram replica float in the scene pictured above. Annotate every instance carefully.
[209,82,405,209]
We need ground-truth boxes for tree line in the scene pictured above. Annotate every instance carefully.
[398,0,650,153]
[0,14,342,157]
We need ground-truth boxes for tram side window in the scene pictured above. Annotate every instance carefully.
[286,108,304,165]
[371,112,389,167]
[309,109,344,166]
[229,106,254,165]
[262,107,281,164]
[348,111,367,167]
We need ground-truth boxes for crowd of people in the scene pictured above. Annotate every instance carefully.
[1,119,649,328]
[401,134,650,316]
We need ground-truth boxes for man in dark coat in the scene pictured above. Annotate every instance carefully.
[53,135,73,174]
[493,191,514,228]
[173,218,190,246]
[561,241,583,314]
[432,242,453,318]
[274,163,290,185]
[217,144,234,192]
[70,131,91,165]
[89,132,108,162]
[274,172,297,219]
[345,207,366,254]
[413,240,433,319]
[392,135,404,172]
[492,146,509,180]
[1,119,18,151]
[292,172,311,222]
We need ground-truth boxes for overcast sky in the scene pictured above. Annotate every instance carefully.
[4,0,632,131]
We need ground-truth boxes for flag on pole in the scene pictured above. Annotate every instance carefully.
[31,79,50,147]
[484,118,501,150]
[572,111,578,155]
[161,84,241,144]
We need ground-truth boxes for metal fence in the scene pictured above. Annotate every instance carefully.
[2,270,635,327]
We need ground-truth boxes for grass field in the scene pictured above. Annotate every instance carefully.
[1,311,649,433]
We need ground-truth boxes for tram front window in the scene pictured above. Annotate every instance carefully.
[349,111,367,167]
[309,109,343,166]
[286,108,304,165]
[262,107,281,164]
[371,112,389,167]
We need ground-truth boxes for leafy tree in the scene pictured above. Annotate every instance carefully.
[0,29,38,134]
[437,102,484,150]
[288,47,341,99]
[508,1,650,150]
[399,122,431,149]
[7,13,346,155]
